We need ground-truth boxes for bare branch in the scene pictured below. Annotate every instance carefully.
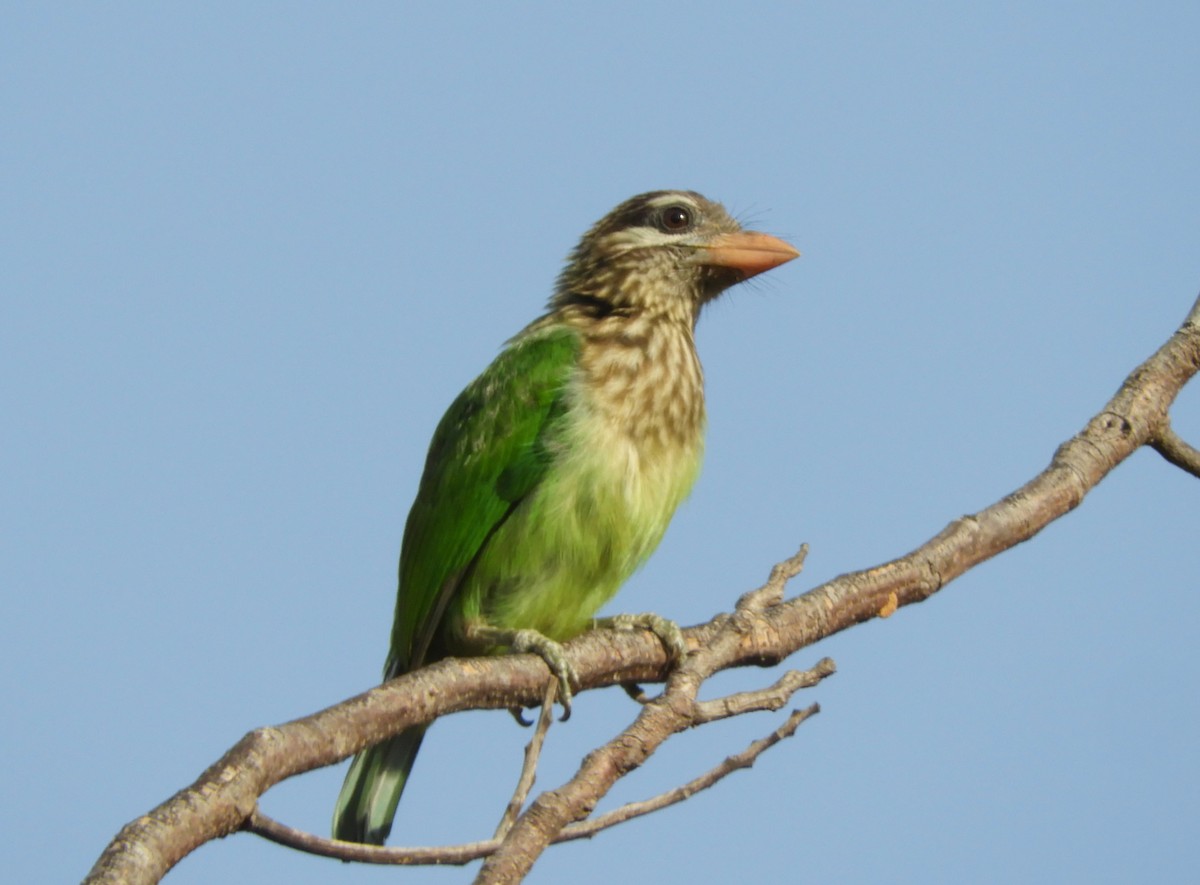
[558,703,821,842]
[472,295,1200,883]
[84,295,1200,885]
[693,659,836,725]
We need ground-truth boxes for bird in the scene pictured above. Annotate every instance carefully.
[332,190,799,845]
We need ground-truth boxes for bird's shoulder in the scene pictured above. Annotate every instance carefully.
[421,322,578,476]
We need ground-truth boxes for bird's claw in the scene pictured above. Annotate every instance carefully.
[596,612,688,662]
[508,707,535,727]
[509,628,577,721]
[621,681,650,703]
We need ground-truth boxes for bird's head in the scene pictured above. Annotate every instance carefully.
[551,190,799,324]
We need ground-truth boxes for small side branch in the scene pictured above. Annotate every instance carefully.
[692,659,836,725]
[495,681,558,838]
[1152,422,1200,478]
[558,703,822,842]
[738,544,809,612]
[248,811,493,866]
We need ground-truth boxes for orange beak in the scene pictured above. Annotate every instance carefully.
[697,231,800,279]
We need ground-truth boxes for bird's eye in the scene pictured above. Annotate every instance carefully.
[659,205,692,232]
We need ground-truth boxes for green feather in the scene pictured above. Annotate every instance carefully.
[392,324,580,674]
[331,727,425,845]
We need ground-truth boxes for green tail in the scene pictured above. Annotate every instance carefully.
[331,726,427,844]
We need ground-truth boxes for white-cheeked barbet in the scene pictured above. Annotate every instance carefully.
[332,190,799,844]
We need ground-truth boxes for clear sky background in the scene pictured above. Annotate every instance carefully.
[5,4,1199,883]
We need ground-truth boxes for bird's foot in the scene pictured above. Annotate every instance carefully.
[465,622,578,721]
[507,628,577,720]
[596,613,687,704]
[595,612,688,661]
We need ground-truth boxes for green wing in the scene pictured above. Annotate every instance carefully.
[384,324,578,678]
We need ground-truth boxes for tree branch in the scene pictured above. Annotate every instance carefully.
[474,293,1200,882]
[557,702,821,843]
[244,697,823,864]
[1152,421,1200,478]
[84,294,1200,885]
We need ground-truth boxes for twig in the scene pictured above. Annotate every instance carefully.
[495,680,558,838]
[692,659,835,725]
[1152,422,1200,478]
[247,810,494,866]
[558,703,821,842]
[737,544,809,612]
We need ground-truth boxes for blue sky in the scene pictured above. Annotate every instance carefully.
[4,4,1199,883]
